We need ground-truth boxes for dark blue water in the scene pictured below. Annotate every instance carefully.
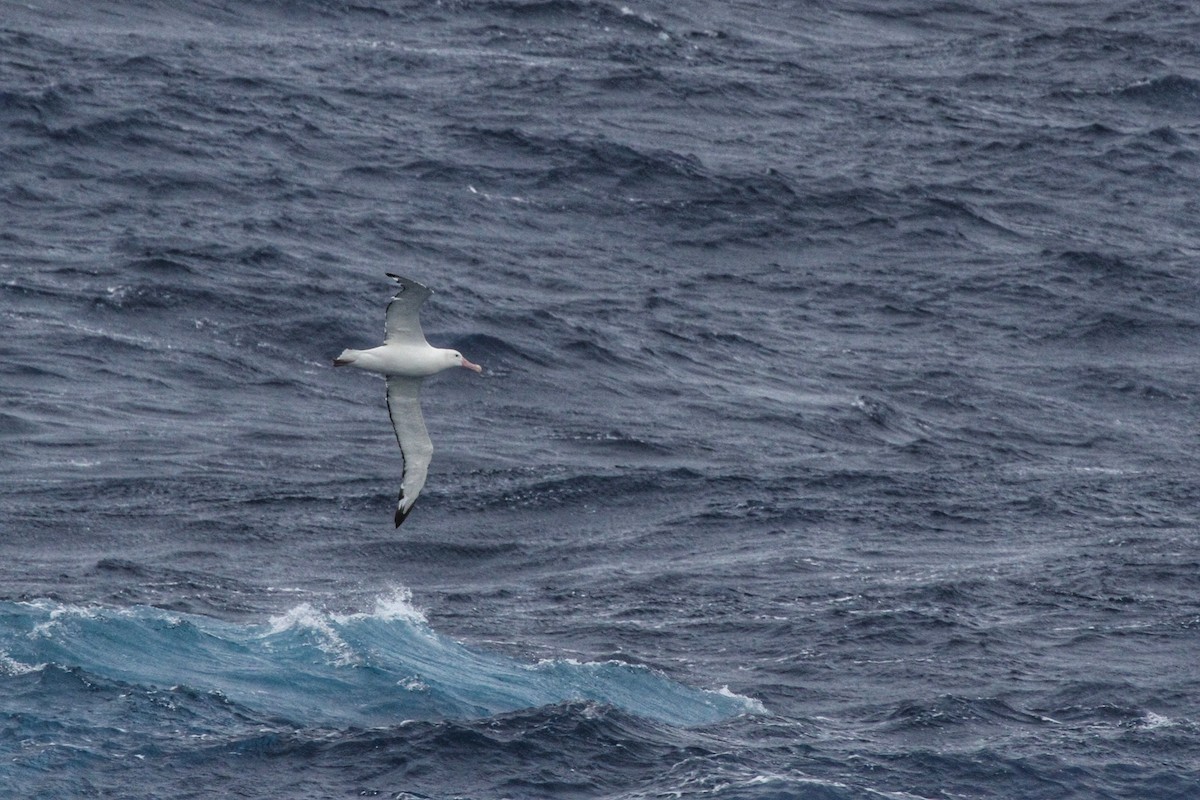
[3,1,1200,797]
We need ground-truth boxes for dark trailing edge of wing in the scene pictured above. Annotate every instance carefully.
[386,273,423,292]
[387,394,413,528]
[395,495,412,528]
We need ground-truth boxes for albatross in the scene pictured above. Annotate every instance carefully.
[334,273,482,527]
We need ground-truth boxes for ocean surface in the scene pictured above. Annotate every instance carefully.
[2,1,1199,797]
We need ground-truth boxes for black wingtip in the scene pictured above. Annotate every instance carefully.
[395,503,412,528]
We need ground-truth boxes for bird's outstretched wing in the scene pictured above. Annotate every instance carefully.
[385,375,433,527]
[383,273,432,346]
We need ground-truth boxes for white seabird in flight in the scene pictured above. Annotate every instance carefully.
[334,273,482,527]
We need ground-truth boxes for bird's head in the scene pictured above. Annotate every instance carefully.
[448,349,482,373]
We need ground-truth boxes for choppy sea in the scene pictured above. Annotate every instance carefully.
[3,1,1200,797]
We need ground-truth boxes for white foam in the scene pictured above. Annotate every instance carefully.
[1141,712,1173,730]
[711,685,769,716]
[327,587,427,627]
[368,587,428,625]
[67,459,102,468]
[532,656,647,671]
[0,651,44,676]
[263,589,426,666]
[266,603,359,667]
[26,599,102,639]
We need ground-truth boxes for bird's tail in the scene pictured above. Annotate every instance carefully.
[333,349,358,367]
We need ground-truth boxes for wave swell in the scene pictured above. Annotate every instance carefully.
[0,592,758,730]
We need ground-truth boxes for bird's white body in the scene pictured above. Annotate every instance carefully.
[335,344,469,378]
[334,274,481,527]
